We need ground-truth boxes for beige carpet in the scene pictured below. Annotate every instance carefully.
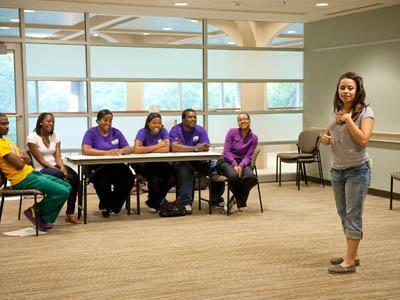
[1,182,400,299]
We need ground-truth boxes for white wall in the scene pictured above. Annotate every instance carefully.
[304,5,400,192]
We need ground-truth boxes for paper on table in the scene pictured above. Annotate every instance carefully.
[2,227,47,237]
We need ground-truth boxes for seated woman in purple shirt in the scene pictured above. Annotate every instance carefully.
[217,112,258,212]
[132,113,175,212]
[81,109,134,217]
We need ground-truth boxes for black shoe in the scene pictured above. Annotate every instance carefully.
[101,209,110,218]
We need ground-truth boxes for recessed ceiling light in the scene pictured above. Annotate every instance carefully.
[315,2,329,7]
[174,2,188,6]
[190,19,199,23]
[93,33,99,37]
[142,32,150,35]
[10,19,19,23]
[25,9,35,13]
[228,41,236,45]
[162,27,172,31]
[287,30,296,34]
[0,27,10,30]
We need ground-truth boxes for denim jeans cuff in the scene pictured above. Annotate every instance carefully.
[345,230,363,240]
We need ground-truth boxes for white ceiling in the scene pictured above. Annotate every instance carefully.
[4,0,400,22]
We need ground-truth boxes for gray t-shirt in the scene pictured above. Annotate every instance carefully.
[328,106,374,170]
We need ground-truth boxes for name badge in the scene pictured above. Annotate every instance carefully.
[111,139,119,145]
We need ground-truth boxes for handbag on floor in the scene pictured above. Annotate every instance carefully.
[159,200,186,217]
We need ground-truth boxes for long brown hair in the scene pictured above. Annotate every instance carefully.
[333,72,367,121]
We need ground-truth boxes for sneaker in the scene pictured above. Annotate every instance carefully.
[24,207,48,232]
[41,220,53,230]
[227,196,238,213]
[145,200,158,213]
[101,209,110,218]
[224,198,238,214]
[213,201,225,210]
[184,204,192,215]
[238,207,248,212]
[23,207,38,226]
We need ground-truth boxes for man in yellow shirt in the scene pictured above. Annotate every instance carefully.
[0,113,70,231]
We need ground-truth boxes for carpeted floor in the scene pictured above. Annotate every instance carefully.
[1,182,400,299]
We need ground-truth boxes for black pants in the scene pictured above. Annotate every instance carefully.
[40,165,79,215]
[90,164,134,213]
[132,162,175,210]
[217,159,257,207]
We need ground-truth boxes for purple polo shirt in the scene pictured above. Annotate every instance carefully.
[222,128,258,168]
[135,128,169,146]
[82,126,129,150]
[169,123,210,146]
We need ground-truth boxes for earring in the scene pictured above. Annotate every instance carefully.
[40,123,43,125]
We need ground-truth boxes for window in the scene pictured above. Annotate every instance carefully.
[208,82,240,109]
[28,81,87,112]
[0,8,19,37]
[91,82,127,112]
[89,15,202,45]
[5,116,17,143]
[26,44,86,78]
[24,10,84,41]
[266,82,303,109]
[268,23,304,48]
[91,46,202,79]
[208,50,303,80]
[144,82,202,110]
[0,51,16,112]
[208,113,302,144]
[91,82,202,112]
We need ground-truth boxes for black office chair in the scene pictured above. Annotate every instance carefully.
[0,170,42,236]
[276,130,324,190]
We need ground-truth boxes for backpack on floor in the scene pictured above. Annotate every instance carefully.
[159,200,187,217]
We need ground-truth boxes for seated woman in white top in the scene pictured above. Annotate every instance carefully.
[27,112,79,224]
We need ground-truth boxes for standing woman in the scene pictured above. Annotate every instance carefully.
[82,109,134,217]
[132,112,175,212]
[27,112,80,224]
[321,72,374,274]
[217,112,258,212]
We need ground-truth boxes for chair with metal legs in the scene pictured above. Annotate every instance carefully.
[0,170,43,236]
[276,130,324,190]
[389,171,400,210]
[225,147,264,215]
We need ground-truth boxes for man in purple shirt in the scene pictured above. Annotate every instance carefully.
[217,112,258,212]
[169,108,224,214]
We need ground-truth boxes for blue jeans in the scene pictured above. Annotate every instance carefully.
[331,161,371,240]
[172,161,225,206]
